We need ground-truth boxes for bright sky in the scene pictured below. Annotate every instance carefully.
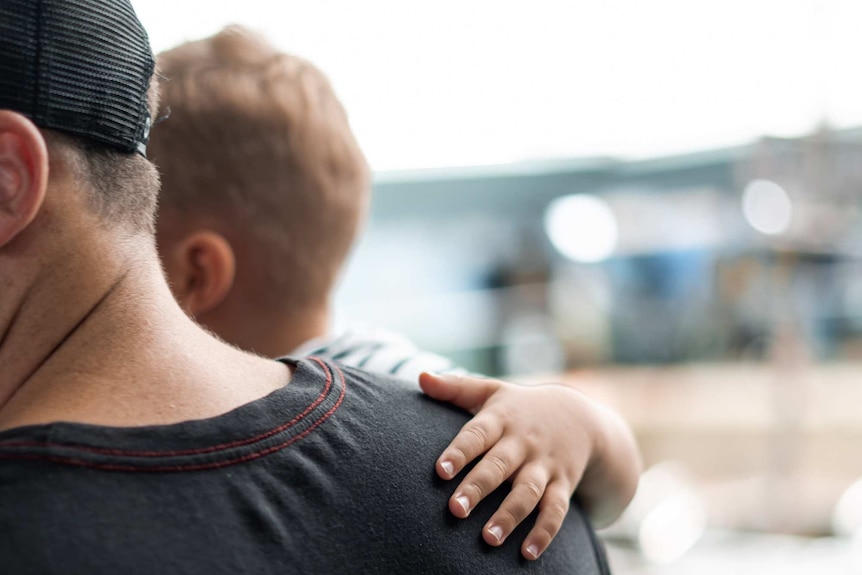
[134,0,862,171]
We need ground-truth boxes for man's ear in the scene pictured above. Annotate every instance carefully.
[0,111,49,248]
[164,231,236,318]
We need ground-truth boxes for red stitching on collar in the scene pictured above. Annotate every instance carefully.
[0,357,345,470]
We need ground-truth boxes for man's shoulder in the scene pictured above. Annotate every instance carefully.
[307,359,611,574]
[314,357,471,440]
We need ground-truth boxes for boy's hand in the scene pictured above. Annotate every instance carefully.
[419,371,640,561]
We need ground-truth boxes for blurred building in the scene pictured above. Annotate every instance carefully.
[336,126,862,376]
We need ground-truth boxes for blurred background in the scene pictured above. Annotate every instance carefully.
[138,1,862,572]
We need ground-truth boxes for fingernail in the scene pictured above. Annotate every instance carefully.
[487,524,504,543]
[440,460,454,478]
[455,495,471,515]
[525,544,539,559]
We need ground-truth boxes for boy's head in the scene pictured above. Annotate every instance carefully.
[0,0,161,294]
[151,27,371,354]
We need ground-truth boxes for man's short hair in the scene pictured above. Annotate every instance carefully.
[150,26,371,310]
[44,79,162,235]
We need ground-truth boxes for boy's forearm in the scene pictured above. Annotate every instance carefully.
[568,387,643,528]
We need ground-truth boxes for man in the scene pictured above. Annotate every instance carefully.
[0,1,610,573]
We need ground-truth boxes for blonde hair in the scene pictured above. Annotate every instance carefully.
[150,26,370,310]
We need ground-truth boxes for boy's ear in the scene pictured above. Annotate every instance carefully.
[163,230,236,318]
[0,111,49,248]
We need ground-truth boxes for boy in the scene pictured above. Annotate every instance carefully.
[151,26,641,560]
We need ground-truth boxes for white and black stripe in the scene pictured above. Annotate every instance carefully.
[290,327,465,384]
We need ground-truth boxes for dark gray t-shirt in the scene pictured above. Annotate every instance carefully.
[0,357,609,574]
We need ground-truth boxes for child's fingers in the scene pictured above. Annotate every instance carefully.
[521,481,572,561]
[419,372,500,413]
[481,465,549,547]
[448,438,526,519]
[436,414,503,480]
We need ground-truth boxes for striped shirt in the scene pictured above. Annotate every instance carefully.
[289,326,466,384]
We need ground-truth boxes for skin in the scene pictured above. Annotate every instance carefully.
[157,204,643,560]
[0,111,289,433]
[420,372,642,556]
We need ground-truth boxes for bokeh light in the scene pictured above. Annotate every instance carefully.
[742,179,793,235]
[545,194,618,263]
[833,478,862,537]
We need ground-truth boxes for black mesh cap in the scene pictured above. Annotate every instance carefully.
[0,0,155,155]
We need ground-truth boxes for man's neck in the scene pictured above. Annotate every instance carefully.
[0,233,136,413]
[0,247,289,431]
